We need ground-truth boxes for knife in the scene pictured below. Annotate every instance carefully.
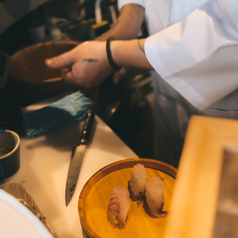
[65,110,95,206]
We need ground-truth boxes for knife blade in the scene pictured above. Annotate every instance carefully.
[65,110,95,206]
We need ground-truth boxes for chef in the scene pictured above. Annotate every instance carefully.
[45,0,238,167]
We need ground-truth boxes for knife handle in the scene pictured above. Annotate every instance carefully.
[80,110,95,145]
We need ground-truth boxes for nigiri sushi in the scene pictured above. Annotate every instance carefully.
[145,177,167,217]
[129,164,147,198]
[108,185,131,228]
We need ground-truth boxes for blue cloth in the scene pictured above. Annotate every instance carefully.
[23,91,93,137]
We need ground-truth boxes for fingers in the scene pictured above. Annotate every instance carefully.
[60,66,83,85]
[61,67,73,80]
[112,67,127,84]
[45,51,75,69]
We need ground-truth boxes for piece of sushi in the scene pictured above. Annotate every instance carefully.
[145,177,167,217]
[108,185,131,228]
[129,164,147,198]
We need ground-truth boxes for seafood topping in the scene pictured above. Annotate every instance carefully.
[145,177,167,217]
[108,185,131,228]
[129,164,148,199]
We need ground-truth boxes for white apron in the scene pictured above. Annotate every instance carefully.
[119,0,238,167]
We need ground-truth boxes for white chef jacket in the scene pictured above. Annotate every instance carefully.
[118,0,238,167]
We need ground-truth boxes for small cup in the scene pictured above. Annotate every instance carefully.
[0,129,20,182]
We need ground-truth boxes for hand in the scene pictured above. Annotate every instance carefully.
[112,67,128,84]
[45,41,113,88]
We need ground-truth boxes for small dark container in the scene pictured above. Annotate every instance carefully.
[0,130,20,182]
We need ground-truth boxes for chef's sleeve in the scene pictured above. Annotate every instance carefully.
[118,0,145,9]
[145,0,238,111]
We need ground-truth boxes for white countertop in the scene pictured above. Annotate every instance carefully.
[3,111,138,237]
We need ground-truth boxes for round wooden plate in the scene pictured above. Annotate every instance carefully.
[78,158,177,238]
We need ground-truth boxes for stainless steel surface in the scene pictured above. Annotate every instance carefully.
[65,110,95,206]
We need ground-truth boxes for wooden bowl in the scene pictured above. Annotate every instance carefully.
[9,40,80,106]
[78,158,177,238]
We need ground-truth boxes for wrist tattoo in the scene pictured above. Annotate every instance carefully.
[138,39,145,53]
[82,58,98,62]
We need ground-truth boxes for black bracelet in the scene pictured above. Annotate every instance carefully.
[106,37,122,71]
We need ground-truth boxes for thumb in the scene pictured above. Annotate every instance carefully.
[45,51,75,69]
[112,67,127,84]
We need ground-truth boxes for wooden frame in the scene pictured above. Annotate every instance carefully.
[163,115,238,238]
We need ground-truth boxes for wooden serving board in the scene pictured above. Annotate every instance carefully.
[78,158,177,238]
[163,116,238,238]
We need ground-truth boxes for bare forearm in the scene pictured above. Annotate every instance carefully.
[96,4,145,40]
[110,39,153,69]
